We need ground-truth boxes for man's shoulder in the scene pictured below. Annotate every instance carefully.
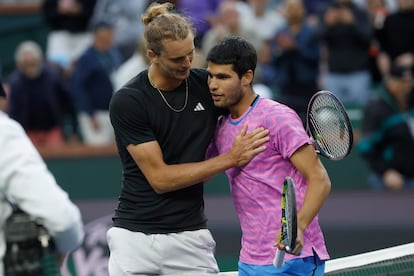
[258,98,289,113]
[111,70,150,107]
[256,98,304,127]
[0,112,25,136]
[77,47,99,63]
[8,70,23,85]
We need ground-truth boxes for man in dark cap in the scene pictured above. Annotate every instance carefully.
[358,64,414,190]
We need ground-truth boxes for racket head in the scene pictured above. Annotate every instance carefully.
[306,90,353,160]
[280,177,297,253]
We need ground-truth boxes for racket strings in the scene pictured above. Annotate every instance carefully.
[309,95,351,159]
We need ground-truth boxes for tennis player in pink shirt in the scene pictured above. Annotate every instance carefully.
[206,37,331,275]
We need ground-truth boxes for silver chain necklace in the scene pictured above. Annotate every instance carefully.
[149,77,189,113]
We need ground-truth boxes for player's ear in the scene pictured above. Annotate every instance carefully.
[147,49,159,64]
[242,69,254,87]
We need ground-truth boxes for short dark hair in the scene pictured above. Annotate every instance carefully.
[206,36,257,79]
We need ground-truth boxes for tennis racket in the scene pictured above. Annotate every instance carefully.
[273,176,297,268]
[306,90,353,160]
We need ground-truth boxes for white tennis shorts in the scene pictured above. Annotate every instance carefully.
[106,227,220,275]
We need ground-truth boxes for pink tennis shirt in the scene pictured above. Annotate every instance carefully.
[206,97,329,265]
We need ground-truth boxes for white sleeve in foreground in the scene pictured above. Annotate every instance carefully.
[0,115,84,253]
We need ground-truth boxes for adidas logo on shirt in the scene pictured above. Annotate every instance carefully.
[194,102,205,111]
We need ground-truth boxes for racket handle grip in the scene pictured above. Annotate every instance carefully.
[273,249,285,268]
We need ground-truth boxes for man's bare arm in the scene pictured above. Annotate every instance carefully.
[291,144,331,232]
[127,126,269,193]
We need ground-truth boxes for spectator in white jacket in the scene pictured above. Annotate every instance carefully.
[0,82,84,275]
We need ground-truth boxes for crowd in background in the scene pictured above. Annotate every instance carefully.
[0,0,413,189]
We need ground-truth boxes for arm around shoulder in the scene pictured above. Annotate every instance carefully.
[127,125,270,194]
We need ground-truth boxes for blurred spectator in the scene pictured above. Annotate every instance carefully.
[270,0,320,121]
[201,0,262,57]
[89,0,147,62]
[71,21,121,146]
[242,0,286,42]
[177,0,222,49]
[367,0,388,31]
[113,37,150,91]
[317,0,373,106]
[42,0,97,70]
[303,0,332,17]
[358,64,414,190]
[376,0,414,78]
[366,0,389,85]
[254,39,277,92]
[8,40,76,148]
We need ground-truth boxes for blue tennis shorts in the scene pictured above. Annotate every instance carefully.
[238,254,325,276]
